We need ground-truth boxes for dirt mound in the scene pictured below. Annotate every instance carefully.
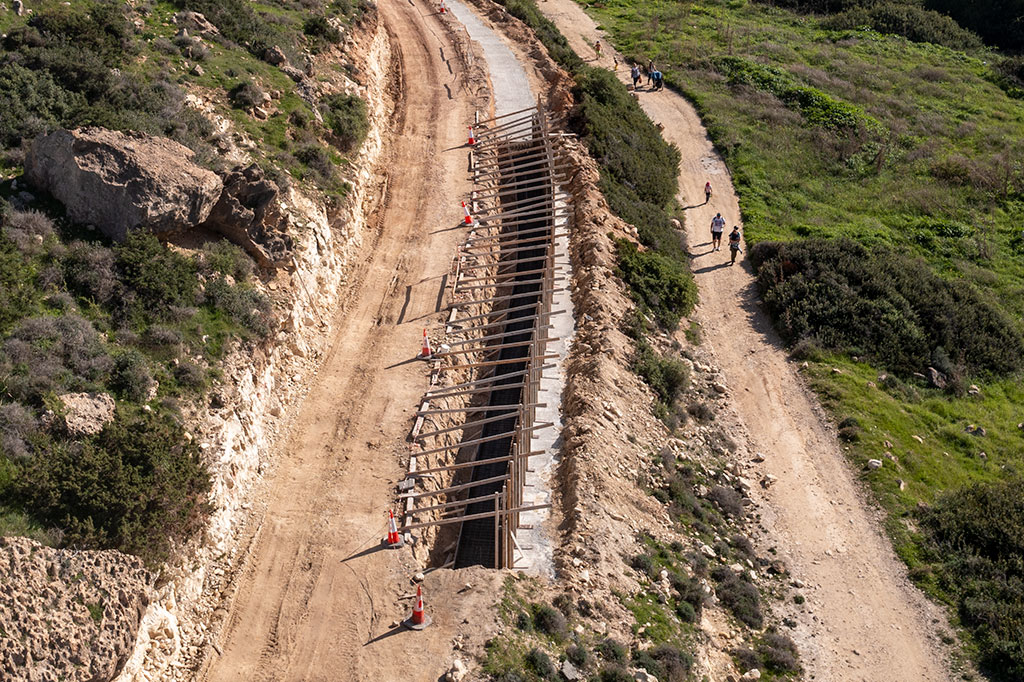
[0,537,152,682]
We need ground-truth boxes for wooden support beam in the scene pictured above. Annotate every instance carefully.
[399,503,551,532]
[409,422,554,458]
[448,300,544,326]
[474,104,538,126]
[474,156,567,182]
[444,325,552,347]
[446,313,552,335]
[434,337,557,359]
[410,449,544,476]
[470,173,569,198]
[416,402,544,416]
[470,147,557,172]
[414,410,521,441]
[454,276,565,294]
[439,354,559,372]
[400,473,511,500]
[464,224,558,245]
[408,491,510,515]
[457,267,561,286]
[459,254,554,274]
[462,241,566,258]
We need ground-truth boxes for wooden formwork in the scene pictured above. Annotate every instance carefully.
[400,100,567,568]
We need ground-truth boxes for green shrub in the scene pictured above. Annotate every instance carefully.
[566,644,592,668]
[712,566,763,628]
[202,278,273,338]
[230,81,266,110]
[920,478,1024,679]
[598,665,633,682]
[531,603,567,639]
[524,647,556,678]
[303,15,342,44]
[822,4,981,49]
[110,350,154,403]
[750,238,1024,378]
[707,485,745,519]
[616,241,697,329]
[594,638,628,664]
[115,232,198,321]
[0,233,39,333]
[16,405,210,565]
[320,93,368,153]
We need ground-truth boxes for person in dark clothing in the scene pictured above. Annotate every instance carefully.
[728,225,743,265]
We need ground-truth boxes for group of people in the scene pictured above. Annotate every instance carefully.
[630,60,663,91]
[706,182,742,265]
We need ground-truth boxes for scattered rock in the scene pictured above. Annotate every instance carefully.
[968,384,981,396]
[965,424,986,437]
[58,392,115,436]
[25,127,222,241]
[173,10,220,37]
[831,367,842,374]
[713,382,728,394]
[911,435,924,444]
[866,459,883,470]
[740,670,761,681]
[561,659,582,681]
[759,474,777,489]
[413,572,425,583]
[631,669,659,682]
[896,478,906,491]
[926,366,946,389]
[13,0,23,15]
[281,65,306,82]
[445,659,468,682]
[263,45,289,66]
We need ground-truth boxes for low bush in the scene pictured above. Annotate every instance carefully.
[597,665,633,682]
[566,644,591,669]
[631,339,690,409]
[531,603,567,639]
[115,231,199,322]
[707,485,745,519]
[524,648,556,678]
[320,93,369,153]
[750,238,1024,379]
[230,81,266,110]
[594,637,628,664]
[822,3,981,49]
[712,566,764,628]
[303,15,342,44]
[616,241,697,329]
[15,406,210,565]
[919,478,1024,679]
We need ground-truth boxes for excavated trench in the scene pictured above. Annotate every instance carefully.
[454,140,550,568]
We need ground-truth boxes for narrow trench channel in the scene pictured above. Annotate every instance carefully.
[453,138,550,568]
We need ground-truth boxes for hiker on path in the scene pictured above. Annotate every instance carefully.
[594,40,601,58]
[631,64,641,89]
[650,70,664,91]
[711,212,726,251]
[647,60,655,85]
[728,225,743,265]
[704,181,713,203]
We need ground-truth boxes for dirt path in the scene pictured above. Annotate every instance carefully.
[535,1,954,679]
[198,2,484,680]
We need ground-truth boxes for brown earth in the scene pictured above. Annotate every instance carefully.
[534,0,957,679]
[195,2,504,680]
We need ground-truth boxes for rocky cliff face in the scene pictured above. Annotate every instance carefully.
[0,538,152,682]
[25,128,223,241]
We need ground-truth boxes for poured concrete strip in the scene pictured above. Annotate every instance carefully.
[446,0,535,118]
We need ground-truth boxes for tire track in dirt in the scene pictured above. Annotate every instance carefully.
[532,1,955,679]
[198,0,479,679]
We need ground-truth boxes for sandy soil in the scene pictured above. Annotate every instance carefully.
[196,2,502,680]
[534,1,956,679]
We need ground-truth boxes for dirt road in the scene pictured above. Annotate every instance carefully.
[535,1,954,679]
[199,2,484,680]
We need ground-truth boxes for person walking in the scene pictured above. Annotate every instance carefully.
[650,69,664,91]
[710,212,726,251]
[631,64,641,89]
[728,225,743,264]
[647,60,655,85]
[704,181,712,203]
[594,40,601,59]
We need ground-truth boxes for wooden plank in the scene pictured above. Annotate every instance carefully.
[399,473,511,500]
[416,403,544,416]
[473,155,564,182]
[408,491,511,515]
[456,267,561,286]
[471,147,556,172]
[470,172,569,198]
[463,224,558,245]
[439,354,559,372]
[448,300,544,326]
[459,255,554,274]
[444,325,552,347]
[409,422,554,458]
[435,337,558,358]
[462,241,566,258]
[474,105,538,127]
[455,276,565,294]
[446,313,550,335]
[411,449,544,475]
[414,410,521,442]
[399,503,552,532]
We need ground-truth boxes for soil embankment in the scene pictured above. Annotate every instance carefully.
[533,1,956,679]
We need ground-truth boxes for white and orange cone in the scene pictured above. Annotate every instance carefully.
[461,200,474,225]
[467,126,476,146]
[419,329,433,360]
[439,0,446,13]
[405,584,432,630]
[385,509,404,548]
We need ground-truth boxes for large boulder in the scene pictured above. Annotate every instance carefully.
[202,164,293,268]
[58,392,116,436]
[25,128,223,241]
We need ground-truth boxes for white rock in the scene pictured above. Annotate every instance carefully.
[445,659,468,682]
[740,670,761,681]
[866,459,883,470]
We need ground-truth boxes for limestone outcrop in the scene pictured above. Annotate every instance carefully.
[202,164,293,268]
[57,392,116,436]
[25,128,223,241]
[0,537,152,682]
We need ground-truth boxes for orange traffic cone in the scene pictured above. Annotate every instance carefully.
[461,201,474,225]
[467,126,476,146]
[439,0,446,13]
[405,584,432,630]
[385,509,404,548]
[419,329,432,360]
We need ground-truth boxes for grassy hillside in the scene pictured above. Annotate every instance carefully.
[578,0,1024,677]
[0,0,370,566]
